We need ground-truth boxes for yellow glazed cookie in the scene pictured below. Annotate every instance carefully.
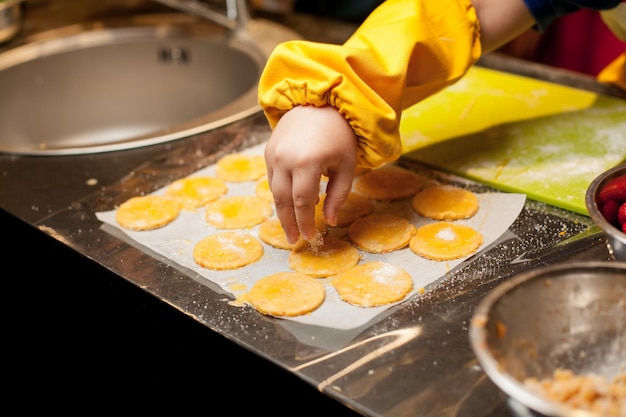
[205,195,273,229]
[115,195,181,231]
[164,176,227,209]
[215,153,267,182]
[348,214,416,253]
[193,232,263,270]
[289,236,360,278]
[354,165,424,201]
[257,217,296,250]
[412,184,479,220]
[255,177,274,203]
[331,261,413,307]
[409,222,483,261]
[242,271,325,317]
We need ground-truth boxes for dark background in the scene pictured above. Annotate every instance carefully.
[4,209,362,414]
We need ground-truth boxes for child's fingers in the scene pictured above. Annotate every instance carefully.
[323,168,356,227]
[291,168,323,242]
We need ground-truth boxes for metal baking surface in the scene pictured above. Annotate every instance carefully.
[32,113,610,417]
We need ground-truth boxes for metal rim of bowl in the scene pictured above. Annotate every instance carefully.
[585,163,626,230]
[585,163,626,260]
[468,261,626,417]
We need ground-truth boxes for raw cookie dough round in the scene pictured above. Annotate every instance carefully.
[258,217,296,250]
[348,214,416,253]
[412,184,479,220]
[243,271,325,317]
[288,236,360,278]
[317,192,374,227]
[334,192,375,227]
[164,176,227,209]
[115,195,181,231]
[409,222,483,261]
[193,232,264,270]
[331,261,413,307]
[215,153,267,182]
[354,165,424,201]
[205,195,273,229]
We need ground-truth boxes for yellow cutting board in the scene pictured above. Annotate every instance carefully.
[401,66,626,215]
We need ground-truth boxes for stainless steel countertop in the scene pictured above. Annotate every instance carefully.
[1,2,622,416]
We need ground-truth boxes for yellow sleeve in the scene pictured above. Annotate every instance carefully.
[258,0,481,168]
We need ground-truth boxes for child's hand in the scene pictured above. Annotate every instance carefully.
[265,105,357,243]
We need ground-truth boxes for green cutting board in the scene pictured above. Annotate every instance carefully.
[401,66,626,215]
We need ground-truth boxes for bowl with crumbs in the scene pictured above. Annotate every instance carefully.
[586,163,626,262]
[469,262,626,417]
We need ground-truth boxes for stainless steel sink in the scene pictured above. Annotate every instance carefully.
[0,12,299,155]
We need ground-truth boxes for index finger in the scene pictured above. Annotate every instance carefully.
[291,167,323,242]
[267,168,300,244]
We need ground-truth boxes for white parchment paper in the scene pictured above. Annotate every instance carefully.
[96,143,526,331]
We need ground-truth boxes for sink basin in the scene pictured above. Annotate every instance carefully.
[0,13,299,155]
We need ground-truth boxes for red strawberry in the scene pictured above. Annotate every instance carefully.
[618,202,626,228]
[598,173,626,204]
[601,199,619,226]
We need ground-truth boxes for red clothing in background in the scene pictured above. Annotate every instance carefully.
[534,8,624,76]
[500,8,624,77]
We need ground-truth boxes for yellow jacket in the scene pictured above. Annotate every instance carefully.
[258,0,481,169]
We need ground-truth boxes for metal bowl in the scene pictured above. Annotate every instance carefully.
[586,163,626,261]
[469,262,626,417]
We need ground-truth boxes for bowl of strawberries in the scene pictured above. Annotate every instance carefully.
[586,163,626,261]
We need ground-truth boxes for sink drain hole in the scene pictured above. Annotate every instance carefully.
[158,47,190,63]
